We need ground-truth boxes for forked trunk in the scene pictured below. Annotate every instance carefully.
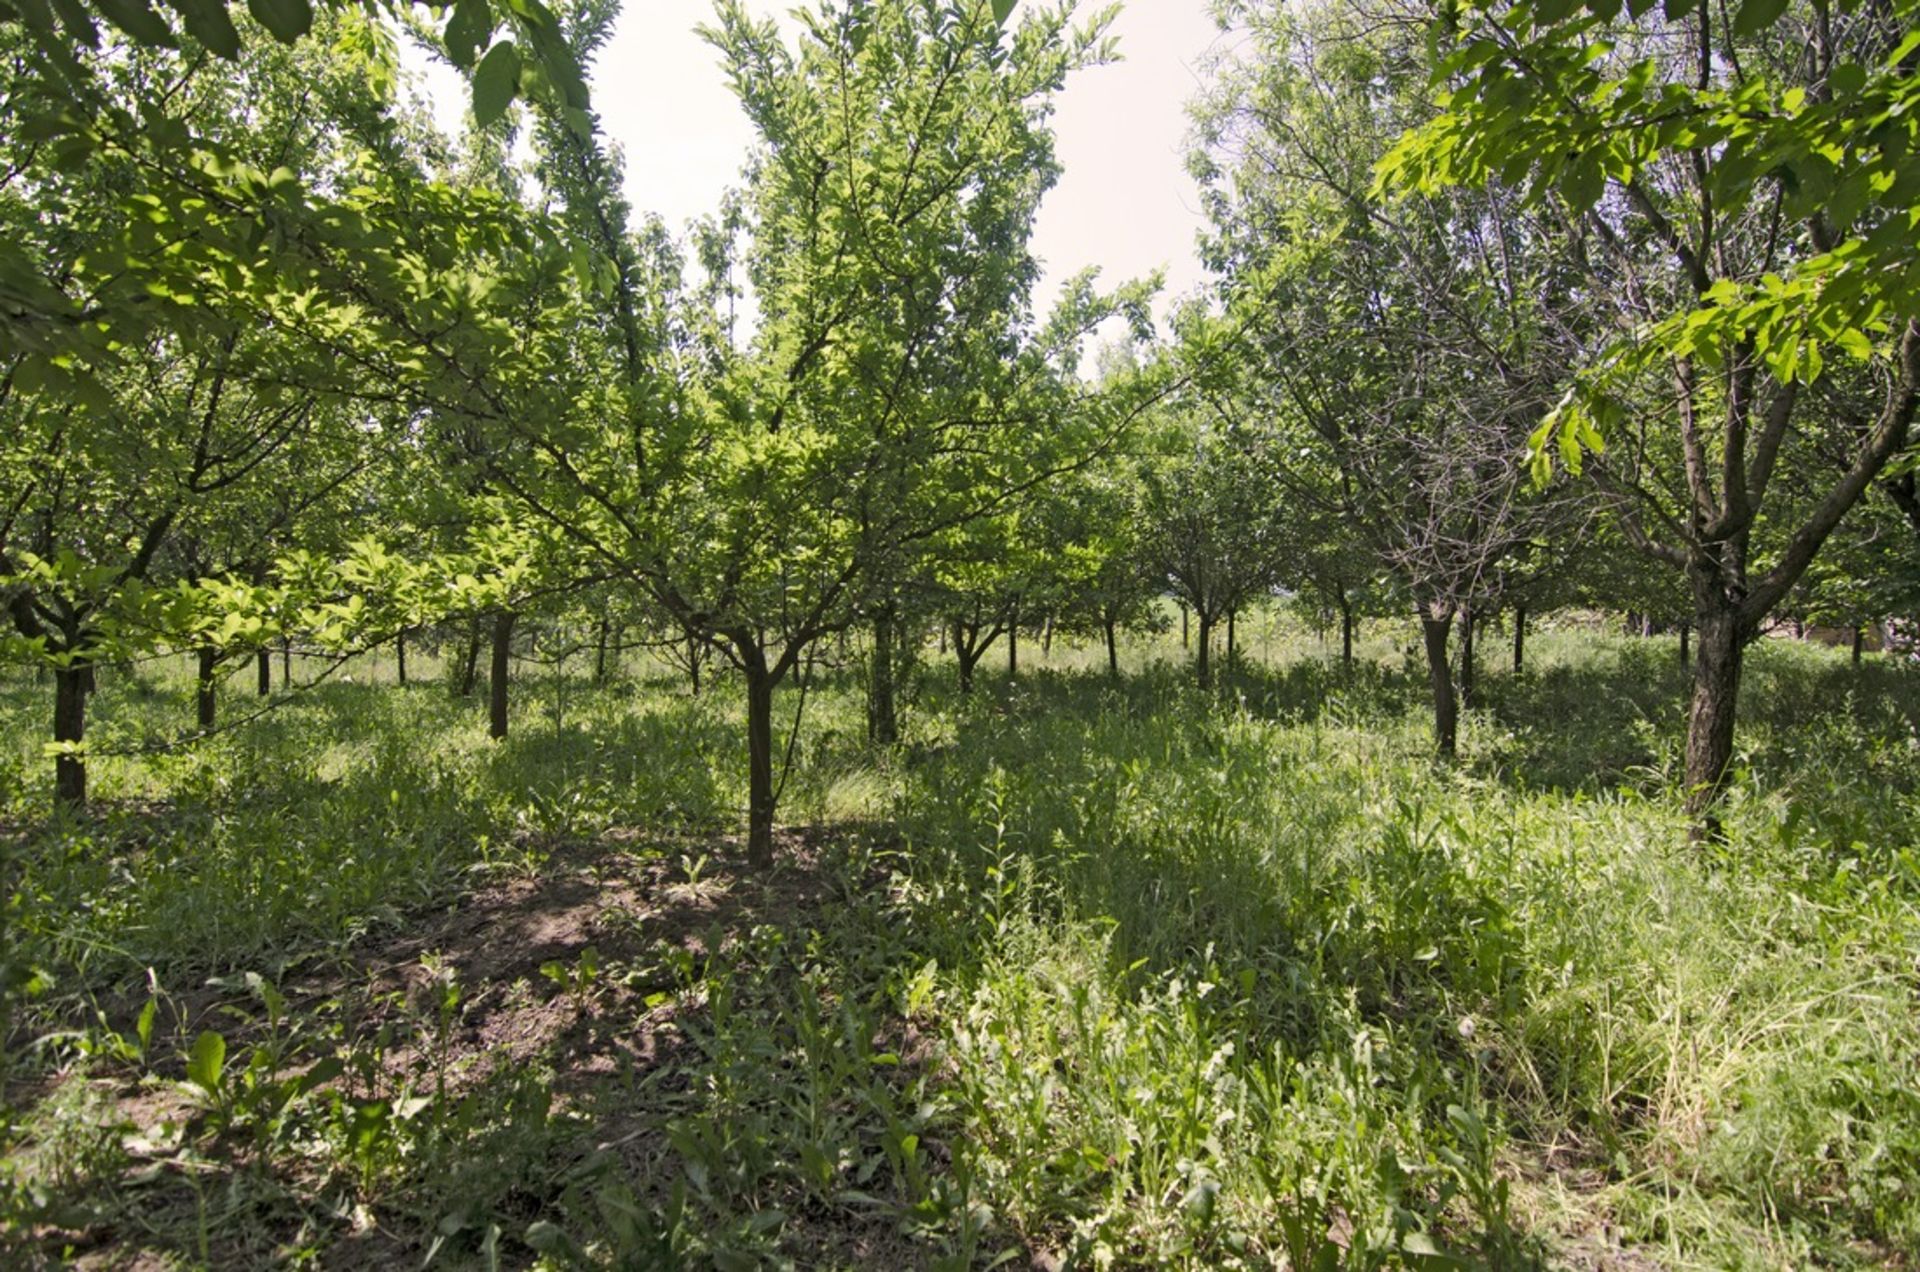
[954,622,982,695]
[457,619,482,698]
[54,663,88,809]
[1684,604,1746,840]
[196,647,217,729]
[744,656,775,868]
[489,611,515,740]
[1421,612,1457,758]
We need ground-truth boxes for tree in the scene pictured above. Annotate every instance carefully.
[0,19,400,805]
[1381,0,1920,830]
[1195,0,1575,752]
[1138,389,1287,688]
[464,0,1153,865]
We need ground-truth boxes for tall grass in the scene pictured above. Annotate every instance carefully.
[1,627,1916,1267]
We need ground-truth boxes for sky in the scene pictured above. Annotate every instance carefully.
[400,0,1225,323]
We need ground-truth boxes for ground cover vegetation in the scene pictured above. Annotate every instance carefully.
[3,0,1920,1265]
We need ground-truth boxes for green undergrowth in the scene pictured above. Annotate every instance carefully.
[1,632,1917,1268]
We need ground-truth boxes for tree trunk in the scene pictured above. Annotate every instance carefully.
[1339,592,1353,667]
[869,609,898,745]
[396,631,408,686]
[689,634,702,696]
[257,648,271,696]
[1180,603,1189,650]
[1421,612,1457,759]
[594,618,610,683]
[1007,615,1018,680]
[1852,626,1864,665]
[489,611,515,740]
[54,663,89,809]
[1042,615,1054,656]
[744,654,775,868]
[196,647,217,729]
[1227,608,1237,667]
[1104,617,1118,675]
[457,619,482,698]
[282,638,291,686]
[1512,605,1526,675]
[1458,607,1476,710]
[1684,603,1747,839]
[1196,612,1214,688]
[1679,623,1691,669]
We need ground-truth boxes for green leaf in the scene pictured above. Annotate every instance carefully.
[135,998,156,1055]
[245,0,311,45]
[94,0,177,47]
[472,40,521,127]
[991,0,1015,24]
[444,0,489,68]
[49,0,99,45]
[186,1029,226,1095]
[1403,1230,1445,1258]
[168,0,240,58]
[1731,0,1787,36]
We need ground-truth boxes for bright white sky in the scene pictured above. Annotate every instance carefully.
[401,0,1224,323]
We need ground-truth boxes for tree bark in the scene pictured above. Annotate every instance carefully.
[1852,626,1864,665]
[594,618,610,683]
[1227,608,1237,667]
[1511,605,1526,675]
[1180,603,1189,649]
[1007,613,1018,680]
[396,630,408,686]
[1684,603,1747,839]
[1104,617,1118,675]
[1196,612,1214,688]
[457,619,482,698]
[282,638,291,686]
[1421,612,1457,758]
[689,634,703,696]
[1679,623,1690,669]
[196,647,217,729]
[54,663,89,809]
[489,611,515,740]
[1339,592,1353,667]
[257,648,271,696]
[868,608,898,745]
[744,654,775,868]
[1458,607,1476,711]
[1042,615,1054,656]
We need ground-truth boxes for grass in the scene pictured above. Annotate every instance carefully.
[1,619,1917,1268]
